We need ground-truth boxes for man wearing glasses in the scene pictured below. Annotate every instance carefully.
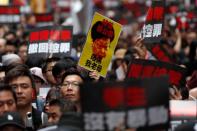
[60,68,84,112]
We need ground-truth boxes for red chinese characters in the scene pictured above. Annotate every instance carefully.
[29,29,71,42]
[146,7,164,21]
[128,62,184,87]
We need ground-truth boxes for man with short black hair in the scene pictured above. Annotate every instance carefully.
[5,64,45,130]
[52,57,77,85]
[60,68,85,112]
[47,99,76,125]
[4,40,17,54]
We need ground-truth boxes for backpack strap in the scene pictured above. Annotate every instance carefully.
[32,107,42,130]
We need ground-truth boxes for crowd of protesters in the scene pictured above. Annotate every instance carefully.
[0,0,196,131]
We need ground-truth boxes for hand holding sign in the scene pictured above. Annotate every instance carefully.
[89,70,100,82]
[133,37,146,59]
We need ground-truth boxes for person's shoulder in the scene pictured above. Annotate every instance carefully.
[31,106,43,129]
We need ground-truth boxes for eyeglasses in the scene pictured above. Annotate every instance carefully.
[61,81,80,88]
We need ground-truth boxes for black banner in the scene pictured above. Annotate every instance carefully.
[147,43,174,63]
[81,77,169,130]
[127,59,186,88]
[27,26,73,60]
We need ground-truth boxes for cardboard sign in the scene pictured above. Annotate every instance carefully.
[147,43,174,63]
[78,12,122,77]
[80,77,169,130]
[0,6,20,23]
[127,59,186,88]
[28,26,73,60]
[141,0,165,43]
[35,13,54,27]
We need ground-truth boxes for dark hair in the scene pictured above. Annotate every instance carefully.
[180,86,189,100]
[0,83,17,103]
[49,99,76,113]
[61,68,85,84]
[5,40,17,48]
[52,58,77,78]
[25,55,45,68]
[18,40,27,48]
[4,63,22,75]
[72,34,86,48]
[42,57,60,74]
[45,88,61,103]
[4,64,35,88]
[4,31,16,39]
[0,66,5,72]
[91,20,115,42]
[123,47,138,65]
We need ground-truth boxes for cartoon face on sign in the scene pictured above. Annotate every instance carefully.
[91,20,115,61]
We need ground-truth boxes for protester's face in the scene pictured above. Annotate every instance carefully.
[61,75,83,102]
[9,76,33,107]
[5,45,16,54]
[47,105,62,125]
[0,91,16,116]
[44,102,50,113]
[92,38,110,59]
[45,61,57,85]
[18,45,27,63]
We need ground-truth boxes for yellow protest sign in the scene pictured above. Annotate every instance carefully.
[0,0,9,5]
[78,12,122,77]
